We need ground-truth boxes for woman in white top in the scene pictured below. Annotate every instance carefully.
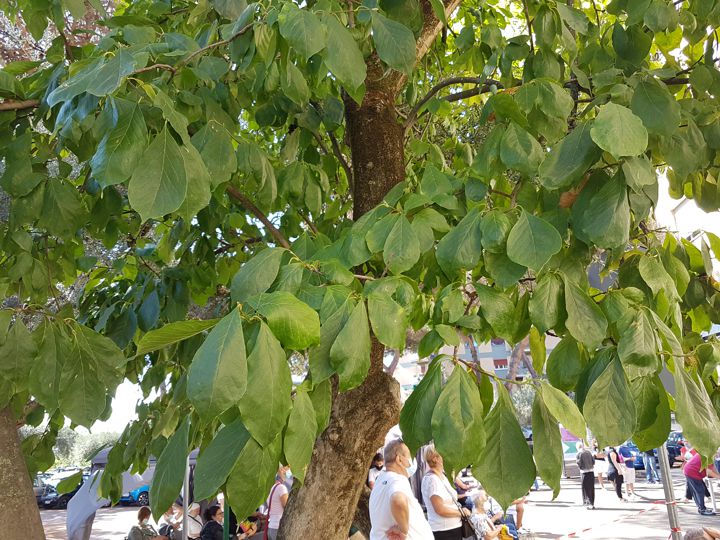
[420,445,470,540]
[265,465,291,540]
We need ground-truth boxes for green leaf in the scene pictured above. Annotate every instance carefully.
[630,79,681,137]
[506,211,562,271]
[499,123,544,177]
[630,375,661,432]
[368,292,406,350]
[476,384,536,509]
[529,273,565,333]
[590,103,648,158]
[226,434,282,520]
[231,248,286,304]
[308,378,332,435]
[639,255,678,300]
[572,172,631,248]
[193,419,251,501]
[247,292,320,350]
[538,380,586,439]
[150,418,189,521]
[622,155,656,192]
[128,127,188,222]
[674,361,720,458]
[187,308,247,420]
[38,179,85,238]
[431,366,486,473]
[563,278,608,348]
[56,471,84,495]
[399,357,444,454]
[617,309,659,379]
[538,122,601,190]
[583,358,636,446]
[278,4,326,60]
[529,326,546,374]
[531,392,562,498]
[480,210,512,253]
[383,215,421,274]
[280,60,310,105]
[484,251,527,289]
[309,299,353,383]
[178,143,212,221]
[29,321,69,411]
[556,3,589,33]
[476,284,516,342]
[136,319,221,356]
[191,121,238,188]
[283,389,317,483]
[238,322,292,446]
[633,376,671,451]
[546,336,585,392]
[330,300,371,391]
[372,12,416,75]
[0,320,37,393]
[436,207,483,277]
[90,98,148,187]
[323,15,367,91]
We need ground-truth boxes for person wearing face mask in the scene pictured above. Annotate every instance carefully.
[200,505,225,540]
[127,506,169,540]
[369,452,385,489]
[263,465,292,540]
[369,439,434,540]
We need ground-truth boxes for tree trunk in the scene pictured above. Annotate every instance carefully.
[278,66,405,540]
[0,406,45,539]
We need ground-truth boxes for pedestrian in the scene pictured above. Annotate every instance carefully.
[575,442,595,509]
[683,450,720,516]
[619,444,637,500]
[127,506,169,540]
[591,440,606,490]
[606,447,626,502]
[187,503,203,540]
[200,505,224,540]
[643,450,660,483]
[421,445,470,540]
[368,438,434,540]
[369,452,385,489]
[264,466,291,540]
[685,526,720,539]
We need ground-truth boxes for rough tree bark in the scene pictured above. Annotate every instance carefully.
[0,406,46,539]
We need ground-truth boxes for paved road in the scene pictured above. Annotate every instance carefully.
[42,506,139,540]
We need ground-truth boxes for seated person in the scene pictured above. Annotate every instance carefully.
[128,506,169,540]
[455,472,474,510]
[469,491,500,539]
[487,495,528,538]
[685,527,720,539]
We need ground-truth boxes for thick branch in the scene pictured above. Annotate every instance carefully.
[0,99,40,111]
[225,186,291,249]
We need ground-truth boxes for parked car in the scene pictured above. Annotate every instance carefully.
[39,474,88,509]
[120,485,149,506]
[666,431,685,467]
[33,477,50,505]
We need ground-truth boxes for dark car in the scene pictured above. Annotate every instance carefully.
[666,431,685,467]
[39,476,87,509]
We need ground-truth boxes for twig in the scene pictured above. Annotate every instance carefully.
[178,23,254,68]
[522,0,535,53]
[225,186,291,249]
[354,274,375,281]
[312,132,330,155]
[298,211,320,235]
[328,131,354,189]
[0,99,40,111]
[590,0,602,28]
[134,64,177,75]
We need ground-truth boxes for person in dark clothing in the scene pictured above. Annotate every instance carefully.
[200,505,224,540]
[606,447,626,502]
[575,442,596,509]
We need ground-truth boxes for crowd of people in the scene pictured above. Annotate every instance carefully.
[368,439,527,540]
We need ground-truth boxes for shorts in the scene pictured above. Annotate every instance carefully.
[623,466,635,483]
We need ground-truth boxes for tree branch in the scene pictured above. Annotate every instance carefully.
[134,63,177,75]
[0,99,40,111]
[178,23,254,68]
[225,186,291,249]
[328,131,354,189]
[522,0,535,53]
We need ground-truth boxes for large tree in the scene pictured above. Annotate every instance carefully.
[2,0,720,537]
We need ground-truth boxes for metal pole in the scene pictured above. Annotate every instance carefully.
[223,501,230,540]
[182,457,190,540]
[657,444,682,540]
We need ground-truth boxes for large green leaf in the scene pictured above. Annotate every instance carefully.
[150,417,189,521]
[563,278,608,348]
[226,435,282,520]
[278,4,326,60]
[29,321,70,410]
[90,98,147,187]
[309,299,353,383]
[0,319,37,392]
[178,143,212,221]
[193,419,251,501]
[368,292,407,350]
[187,308,247,420]
[37,179,85,237]
[583,358,636,446]
[633,376,671,451]
[436,208,483,278]
[639,255,678,301]
[323,15,367,91]
[283,389,317,483]
[330,300,371,391]
[246,292,320,350]
[128,126,188,222]
[238,322,292,446]
[384,215,420,274]
[136,319,221,356]
[476,384,536,510]
[431,366,486,473]
[617,309,659,379]
[499,123,544,177]
[529,273,565,333]
[480,210,512,253]
[372,12,416,75]
[546,336,585,392]
[231,248,286,304]
[191,121,238,188]
[476,284,516,342]
[507,211,562,271]
[399,357,444,453]
[538,380,586,439]
[630,79,681,137]
[674,361,720,458]
[538,122,602,190]
[531,392,562,498]
[590,103,648,158]
[572,172,631,248]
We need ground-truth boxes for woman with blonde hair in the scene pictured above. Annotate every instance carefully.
[420,445,471,540]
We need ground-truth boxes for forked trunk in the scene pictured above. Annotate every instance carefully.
[0,406,45,539]
[278,72,405,539]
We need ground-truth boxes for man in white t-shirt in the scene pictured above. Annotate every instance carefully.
[369,439,434,540]
[265,466,291,540]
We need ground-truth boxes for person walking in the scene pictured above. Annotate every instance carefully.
[591,440,606,490]
[643,450,660,483]
[575,442,596,509]
[369,439,434,540]
[421,445,471,540]
[606,447,626,502]
[684,451,720,516]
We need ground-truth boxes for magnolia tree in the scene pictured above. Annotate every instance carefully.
[3,0,720,537]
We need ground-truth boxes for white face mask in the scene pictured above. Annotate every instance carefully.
[141,519,149,525]
[285,470,293,480]
[405,457,417,477]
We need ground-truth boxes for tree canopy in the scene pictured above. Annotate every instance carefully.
[2,0,720,531]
